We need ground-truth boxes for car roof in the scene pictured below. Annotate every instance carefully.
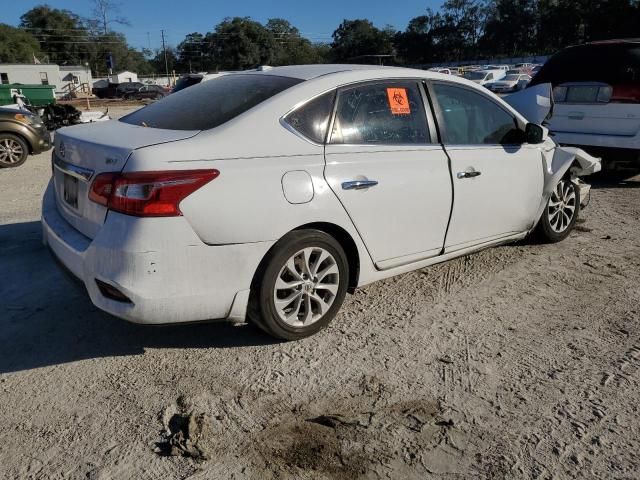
[247,64,431,81]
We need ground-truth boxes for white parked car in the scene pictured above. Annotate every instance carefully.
[463,69,507,86]
[531,40,640,169]
[488,74,532,93]
[42,65,600,340]
[428,68,452,75]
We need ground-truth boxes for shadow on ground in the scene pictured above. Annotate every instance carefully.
[0,221,277,375]
[590,170,640,189]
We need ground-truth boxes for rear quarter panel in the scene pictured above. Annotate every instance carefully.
[123,88,370,264]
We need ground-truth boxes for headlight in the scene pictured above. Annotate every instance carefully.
[14,113,43,128]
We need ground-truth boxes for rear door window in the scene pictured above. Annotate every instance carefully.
[329,82,430,145]
[121,74,303,131]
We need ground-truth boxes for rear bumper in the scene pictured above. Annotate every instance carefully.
[552,131,640,152]
[41,180,273,325]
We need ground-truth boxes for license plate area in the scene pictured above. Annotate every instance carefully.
[63,174,79,209]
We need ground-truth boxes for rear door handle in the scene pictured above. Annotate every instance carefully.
[457,171,482,179]
[342,180,379,190]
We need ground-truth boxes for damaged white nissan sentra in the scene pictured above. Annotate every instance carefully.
[42,65,600,340]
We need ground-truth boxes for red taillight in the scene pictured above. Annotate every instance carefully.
[89,170,219,217]
[611,84,640,104]
[89,172,118,207]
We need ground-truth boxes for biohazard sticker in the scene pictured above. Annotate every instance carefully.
[386,88,411,115]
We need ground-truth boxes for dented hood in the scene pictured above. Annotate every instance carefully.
[504,83,553,124]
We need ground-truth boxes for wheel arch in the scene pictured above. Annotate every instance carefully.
[293,222,360,293]
[249,222,361,300]
[0,129,34,154]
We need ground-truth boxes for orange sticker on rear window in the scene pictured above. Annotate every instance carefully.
[387,88,411,115]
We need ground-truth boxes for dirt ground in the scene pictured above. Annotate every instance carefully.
[1,107,639,479]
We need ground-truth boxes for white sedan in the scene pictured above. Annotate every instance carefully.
[42,65,600,340]
[487,73,532,93]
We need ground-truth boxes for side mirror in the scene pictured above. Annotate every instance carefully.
[525,123,547,144]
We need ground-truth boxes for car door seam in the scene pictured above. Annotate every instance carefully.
[424,80,455,256]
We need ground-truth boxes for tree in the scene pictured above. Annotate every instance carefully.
[149,47,178,75]
[20,5,90,65]
[176,32,207,72]
[206,17,277,70]
[481,0,537,56]
[89,0,129,35]
[330,19,394,63]
[394,13,440,64]
[87,32,153,76]
[20,4,152,76]
[0,24,41,63]
[266,18,322,65]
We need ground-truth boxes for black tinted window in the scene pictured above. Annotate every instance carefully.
[433,83,522,145]
[172,75,203,93]
[330,82,429,145]
[121,74,303,131]
[283,91,335,143]
[531,43,640,86]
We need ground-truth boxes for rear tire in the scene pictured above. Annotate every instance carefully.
[248,230,349,340]
[0,133,29,168]
[534,179,580,243]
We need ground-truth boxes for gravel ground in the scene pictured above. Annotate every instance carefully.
[1,108,639,479]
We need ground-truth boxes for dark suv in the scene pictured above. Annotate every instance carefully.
[123,85,167,100]
[116,82,145,97]
[0,107,51,168]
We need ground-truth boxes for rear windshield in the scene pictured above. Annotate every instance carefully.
[121,74,303,130]
[531,43,640,86]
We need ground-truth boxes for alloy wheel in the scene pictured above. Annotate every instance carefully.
[547,180,577,233]
[0,138,25,165]
[273,247,340,327]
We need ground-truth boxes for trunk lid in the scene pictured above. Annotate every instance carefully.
[52,120,199,239]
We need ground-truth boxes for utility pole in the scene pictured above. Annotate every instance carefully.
[161,30,170,83]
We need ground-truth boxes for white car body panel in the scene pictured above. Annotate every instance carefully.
[468,70,507,86]
[324,144,452,269]
[43,182,272,324]
[41,65,601,325]
[504,83,554,124]
[549,102,640,150]
[444,144,544,251]
[78,110,110,123]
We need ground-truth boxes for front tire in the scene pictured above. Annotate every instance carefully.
[0,134,29,168]
[249,230,349,340]
[534,179,580,243]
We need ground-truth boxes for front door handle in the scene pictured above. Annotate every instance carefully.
[457,171,482,179]
[342,180,379,190]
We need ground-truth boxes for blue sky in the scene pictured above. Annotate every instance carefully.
[5,0,444,50]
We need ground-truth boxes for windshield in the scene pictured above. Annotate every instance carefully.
[464,71,487,80]
[504,75,520,81]
[121,74,303,131]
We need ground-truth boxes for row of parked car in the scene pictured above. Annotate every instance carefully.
[429,63,541,93]
[434,42,640,173]
[92,82,169,100]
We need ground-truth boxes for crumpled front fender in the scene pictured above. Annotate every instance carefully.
[532,143,602,228]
